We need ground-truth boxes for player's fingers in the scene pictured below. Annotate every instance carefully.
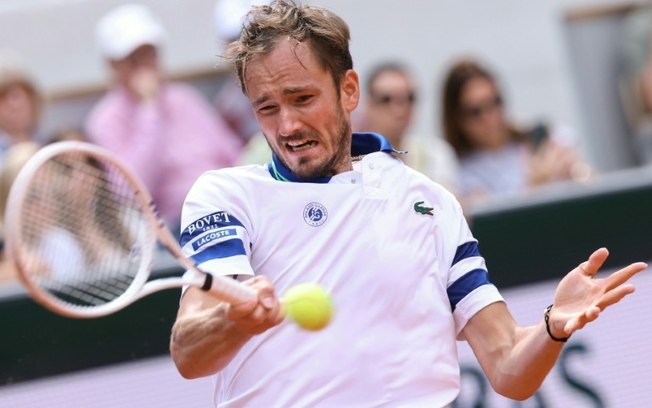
[603,262,647,291]
[585,305,601,321]
[246,276,279,309]
[245,275,274,290]
[226,276,282,333]
[227,302,270,331]
[232,297,282,332]
[595,284,636,310]
[579,248,609,277]
[226,277,270,320]
[250,288,282,325]
[249,306,285,334]
[564,306,600,334]
[243,306,273,331]
[225,297,259,321]
[564,316,583,334]
[239,300,285,334]
[257,285,279,311]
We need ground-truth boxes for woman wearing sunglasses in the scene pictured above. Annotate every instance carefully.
[440,58,590,207]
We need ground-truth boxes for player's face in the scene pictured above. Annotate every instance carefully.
[245,37,360,179]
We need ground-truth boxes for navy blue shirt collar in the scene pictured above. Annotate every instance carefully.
[268,132,398,183]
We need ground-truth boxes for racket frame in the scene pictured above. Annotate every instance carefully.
[4,141,255,318]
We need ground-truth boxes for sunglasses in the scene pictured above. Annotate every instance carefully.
[459,95,503,119]
[371,91,416,106]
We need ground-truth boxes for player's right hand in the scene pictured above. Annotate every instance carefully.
[225,275,284,335]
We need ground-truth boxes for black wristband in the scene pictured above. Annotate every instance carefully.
[544,304,570,343]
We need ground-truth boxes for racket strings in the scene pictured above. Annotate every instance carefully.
[17,152,154,308]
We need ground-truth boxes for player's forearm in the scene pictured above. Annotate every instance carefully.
[488,323,563,400]
[170,303,252,379]
[465,303,565,400]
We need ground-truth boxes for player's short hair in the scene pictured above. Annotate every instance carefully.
[226,0,353,94]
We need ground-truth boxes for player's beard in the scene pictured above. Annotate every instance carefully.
[267,104,352,180]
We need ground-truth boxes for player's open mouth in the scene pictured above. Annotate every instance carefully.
[287,140,317,152]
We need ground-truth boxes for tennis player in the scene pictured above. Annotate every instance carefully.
[169,1,647,406]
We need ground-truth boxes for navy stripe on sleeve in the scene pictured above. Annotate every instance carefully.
[452,241,481,267]
[190,239,247,265]
[447,268,491,311]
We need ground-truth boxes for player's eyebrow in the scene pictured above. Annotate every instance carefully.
[252,96,270,108]
[252,87,312,107]
[282,86,310,96]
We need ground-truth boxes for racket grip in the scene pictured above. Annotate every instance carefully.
[204,273,257,305]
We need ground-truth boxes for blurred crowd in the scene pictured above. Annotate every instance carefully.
[3,0,647,283]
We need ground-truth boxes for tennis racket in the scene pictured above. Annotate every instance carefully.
[4,141,257,318]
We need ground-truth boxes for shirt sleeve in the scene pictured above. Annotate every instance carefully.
[178,170,255,280]
[437,190,504,337]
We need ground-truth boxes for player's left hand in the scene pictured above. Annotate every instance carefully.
[547,247,647,339]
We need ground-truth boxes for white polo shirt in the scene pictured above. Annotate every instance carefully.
[179,133,504,407]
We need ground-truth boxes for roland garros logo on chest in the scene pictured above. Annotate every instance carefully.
[303,202,328,227]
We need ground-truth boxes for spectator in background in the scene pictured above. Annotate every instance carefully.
[213,0,263,149]
[0,50,44,169]
[0,141,41,283]
[358,62,460,195]
[86,3,240,232]
[618,3,652,164]
[0,52,44,279]
[440,58,590,207]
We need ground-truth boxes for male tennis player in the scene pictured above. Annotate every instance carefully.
[170,1,647,406]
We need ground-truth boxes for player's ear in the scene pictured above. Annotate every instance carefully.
[340,69,360,113]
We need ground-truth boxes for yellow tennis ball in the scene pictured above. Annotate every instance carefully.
[283,283,333,331]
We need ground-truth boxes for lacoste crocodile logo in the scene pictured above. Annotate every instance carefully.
[413,201,434,216]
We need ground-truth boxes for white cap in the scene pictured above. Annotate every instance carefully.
[96,4,165,60]
[0,50,29,84]
[0,49,39,93]
[214,0,265,42]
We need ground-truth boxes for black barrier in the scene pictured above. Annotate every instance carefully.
[1,290,178,385]
[0,267,182,386]
[473,183,652,289]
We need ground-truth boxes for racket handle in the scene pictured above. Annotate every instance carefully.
[203,273,257,305]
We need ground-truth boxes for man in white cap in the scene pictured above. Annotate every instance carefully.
[0,50,44,168]
[86,3,241,233]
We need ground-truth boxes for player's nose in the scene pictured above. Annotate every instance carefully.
[278,107,303,137]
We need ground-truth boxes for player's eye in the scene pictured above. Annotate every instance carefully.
[257,104,278,115]
[295,95,313,104]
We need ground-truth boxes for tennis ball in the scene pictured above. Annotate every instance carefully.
[283,283,333,331]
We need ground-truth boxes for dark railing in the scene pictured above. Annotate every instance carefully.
[471,168,652,289]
